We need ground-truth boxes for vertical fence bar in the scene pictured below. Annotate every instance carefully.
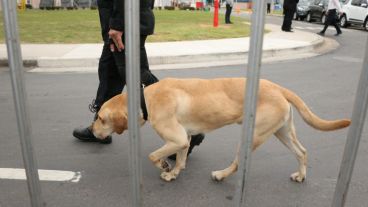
[331,36,368,207]
[234,1,267,207]
[0,0,43,206]
[125,0,142,206]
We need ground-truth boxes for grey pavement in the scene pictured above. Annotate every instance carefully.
[0,24,331,72]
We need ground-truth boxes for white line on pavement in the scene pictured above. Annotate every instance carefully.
[0,168,81,183]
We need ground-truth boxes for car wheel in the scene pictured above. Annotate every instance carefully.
[365,18,368,31]
[321,14,326,24]
[306,13,312,22]
[340,15,348,28]
[294,13,299,20]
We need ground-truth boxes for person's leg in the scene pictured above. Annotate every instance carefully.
[282,9,293,31]
[229,6,233,23]
[140,35,159,86]
[319,10,332,35]
[285,10,294,30]
[330,9,342,35]
[225,4,231,23]
[73,44,121,144]
[281,9,288,30]
[95,45,124,109]
[267,3,271,14]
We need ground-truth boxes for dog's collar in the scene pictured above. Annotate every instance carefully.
[141,86,148,121]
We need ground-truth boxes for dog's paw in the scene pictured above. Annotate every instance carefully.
[160,171,177,182]
[290,172,306,183]
[160,160,171,172]
[211,171,225,182]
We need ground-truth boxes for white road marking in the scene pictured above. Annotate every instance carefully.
[0,168,81,183]
[333,56,362,63]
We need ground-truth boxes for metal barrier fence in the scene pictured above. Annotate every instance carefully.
[1,0,367,206]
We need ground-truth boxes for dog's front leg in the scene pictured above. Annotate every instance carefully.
[160,136,191,182]
[148,140,189,181]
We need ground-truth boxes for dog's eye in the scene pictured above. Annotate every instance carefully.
[98,115,105,124]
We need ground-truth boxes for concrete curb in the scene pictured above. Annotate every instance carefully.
[0,21,327,70]
[0,36,325,69]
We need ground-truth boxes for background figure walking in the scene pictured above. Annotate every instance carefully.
[225,0,234,24]
[267,0,272,14]
[318,0,343,36]
[282,0,298,32]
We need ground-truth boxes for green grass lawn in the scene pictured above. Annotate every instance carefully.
[0,9,251,43]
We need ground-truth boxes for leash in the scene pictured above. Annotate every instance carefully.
[140,86,148,121]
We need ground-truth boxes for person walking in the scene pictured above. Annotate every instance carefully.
[282,0,298,32]
[267,0,272,14]
[73,0,204,158]
[317,0,343,36]
[225,0,234,24]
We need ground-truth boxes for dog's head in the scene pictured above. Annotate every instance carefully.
[92,95,128,139]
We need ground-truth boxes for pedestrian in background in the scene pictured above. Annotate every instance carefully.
[225,0,234,24]
[317,0,343,36]
[282,0,298,32]
[267,0,272,14]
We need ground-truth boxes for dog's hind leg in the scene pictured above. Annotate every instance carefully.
[211,143,240,181]
[275,112,307,183]
[210,132,270,182]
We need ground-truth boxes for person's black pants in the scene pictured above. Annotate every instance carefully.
[282,9,295,31]
[94,35,158,109]
[267,3,271,14]
[225,4,233,23]
[321,9,341,34]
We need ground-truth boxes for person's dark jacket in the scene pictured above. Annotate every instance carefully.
[283,0,299,11]
[109,0,155,35]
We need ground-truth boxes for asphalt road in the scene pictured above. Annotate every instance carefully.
[0,16,367,207]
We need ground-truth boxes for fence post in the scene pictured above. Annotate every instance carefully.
[233,0,267,206]
[125,0,143,206]
[331,36,368,207]
[0,0,44,206]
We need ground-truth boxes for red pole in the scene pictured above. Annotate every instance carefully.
[214,0,219,27]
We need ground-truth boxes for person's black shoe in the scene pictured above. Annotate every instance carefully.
[168,133,205,160]
[334,31,342,36]
[73,126,112,144]
[317,31,325,36]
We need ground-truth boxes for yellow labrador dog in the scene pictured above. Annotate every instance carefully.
[92,78,350,182]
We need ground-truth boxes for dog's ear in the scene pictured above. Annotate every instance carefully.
[112,111,127,134]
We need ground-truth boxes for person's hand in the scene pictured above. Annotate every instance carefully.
[108,29,124,52]
[325,11,328,16]
[339,11,343,16]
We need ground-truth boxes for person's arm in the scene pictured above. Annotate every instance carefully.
[109,0,124,51]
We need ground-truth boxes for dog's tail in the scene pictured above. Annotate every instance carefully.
[279,86,351,131]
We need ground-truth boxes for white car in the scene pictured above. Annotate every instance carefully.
[340,0,368,30]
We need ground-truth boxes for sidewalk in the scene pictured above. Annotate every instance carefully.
[0,24,331,72]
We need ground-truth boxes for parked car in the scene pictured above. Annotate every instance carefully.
[340,0,368,30]
[178,0,195,10]
[295,0,313,20]
[306,0,329,23]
